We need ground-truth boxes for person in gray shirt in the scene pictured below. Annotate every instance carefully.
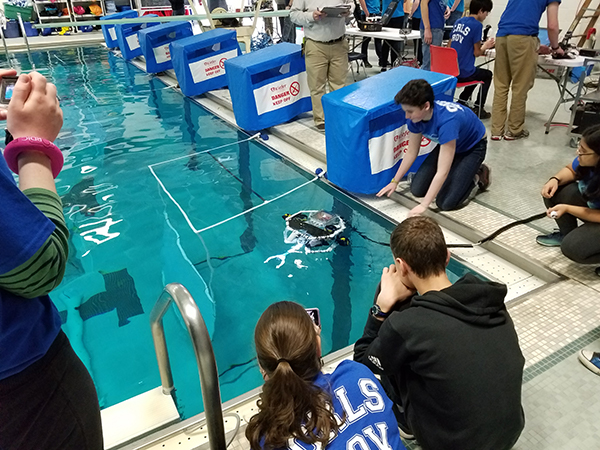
[290,0,353,130]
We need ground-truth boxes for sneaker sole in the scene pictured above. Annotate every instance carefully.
[490,135,503,141]
[535,239,562,247]
[398,427,415,440]
[578,350,600,375]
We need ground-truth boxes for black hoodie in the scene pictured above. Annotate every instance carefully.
[354,274,525,450]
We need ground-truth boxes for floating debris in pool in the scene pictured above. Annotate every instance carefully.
[294,259,307,269]
[264,210,350,268]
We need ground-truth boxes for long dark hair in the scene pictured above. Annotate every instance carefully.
[576,124,600,201]
[245,301,340,450]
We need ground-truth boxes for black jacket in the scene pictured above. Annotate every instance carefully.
[354,274,525,450]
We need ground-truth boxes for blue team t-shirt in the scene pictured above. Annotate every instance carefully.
[365,0,381,15]
[446,0,464,12]
[382,0,403,19]
[451,16,483,78]
[407,101,486,152]
[571,157,600,209]
[420,0,446,29]
[413,5,421,19]
[278,360,406,450]
[497,0,561,37]
[0,154,62,380]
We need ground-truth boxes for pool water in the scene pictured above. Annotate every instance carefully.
[8,46,481,419]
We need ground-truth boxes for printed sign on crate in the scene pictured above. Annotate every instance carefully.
[253,72,309,115]
[189,48,238,83]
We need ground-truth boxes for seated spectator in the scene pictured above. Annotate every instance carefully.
[537,124,600,274]
[450,0,495,119]
[377,79,490,215]
[354,216,525,450]
[246,301,406,450]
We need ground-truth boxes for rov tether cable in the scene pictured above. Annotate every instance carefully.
[446,212,547,248]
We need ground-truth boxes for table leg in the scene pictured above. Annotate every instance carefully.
[545,67,572,134]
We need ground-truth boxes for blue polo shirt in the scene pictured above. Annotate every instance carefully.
[420,0,446,29]
[383,0,403,19]
[446,0,464,12]
[497,0,561,37]
[0,154,62,380]
[407,101,486,153]
[451,16,483,78]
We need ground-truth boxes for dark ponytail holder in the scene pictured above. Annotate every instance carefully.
[277,358,290,365]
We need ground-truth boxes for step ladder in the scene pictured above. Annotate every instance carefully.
[565,0,600,47]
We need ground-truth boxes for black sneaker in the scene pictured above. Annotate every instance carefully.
[364,61,373,68]
[398,423,415,440]
[476,163,491,191]
[473,107,491,119]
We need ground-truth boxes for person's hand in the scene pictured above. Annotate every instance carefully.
[424,28,432,44]
[482,37,495,50]
[7,72,63,142]
[444,6,451,19]
[313,9,326,20]
[0,68,17,121]
[340,8,350,17]
[408,204,427,217]
[365,11,370,17]
[553,46,565,57]
[541,178,559,198]
[547,204,569,219]
[376,182,399,197]
[376,264,416,313]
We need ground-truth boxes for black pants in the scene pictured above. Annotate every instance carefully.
[360,12,382,63]
[0,331,103,450]
[380,16,405,67]
[411,17,422,64]
[543,183,600,264]
[458,67,493,108]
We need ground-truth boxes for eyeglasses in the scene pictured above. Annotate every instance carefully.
[577,143,595,156]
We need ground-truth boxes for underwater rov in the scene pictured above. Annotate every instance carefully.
[264,210,349,268]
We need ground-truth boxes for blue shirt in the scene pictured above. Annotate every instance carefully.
[571,157,600,209]
[446,0,464,12]
[279,360,406,450]
[497,0,560,37]
[420,0,446,29]
[451,16,483,78]
[413,4,421,19]
[364,0,380,15]
[382,0,403,19]
[0,154,62,380]
[407,101,486,153]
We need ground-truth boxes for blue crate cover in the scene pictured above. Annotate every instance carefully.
[138,21,194,73]
[170,29,241,97]
[322,67,456,194]
[115,15,160,61]
[101,10,138,48]
[224,43,311,131]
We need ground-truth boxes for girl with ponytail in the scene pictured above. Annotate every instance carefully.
[246,301,405,450]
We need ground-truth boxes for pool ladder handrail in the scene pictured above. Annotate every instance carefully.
[150,283,226,450]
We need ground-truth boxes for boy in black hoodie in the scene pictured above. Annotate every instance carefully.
[354,216,524,450]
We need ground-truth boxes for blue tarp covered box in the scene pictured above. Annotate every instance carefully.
[224,42,311,131]
[171,29,241,97]
[101,10,138,48]
[138,21,193,73]
[322,67,456,194]
[115,15,160,60]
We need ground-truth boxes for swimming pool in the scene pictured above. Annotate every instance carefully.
[8,46,482,420]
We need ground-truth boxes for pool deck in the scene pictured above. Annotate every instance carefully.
[11,36,600,449]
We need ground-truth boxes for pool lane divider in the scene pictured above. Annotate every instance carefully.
[149,133,326,235]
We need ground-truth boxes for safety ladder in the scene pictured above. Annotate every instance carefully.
[566,0,600,47]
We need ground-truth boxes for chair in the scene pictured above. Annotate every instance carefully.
[348,51,367,81]
[430,45,484,118]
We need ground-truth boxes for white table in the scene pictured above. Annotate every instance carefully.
[345,27,421,68]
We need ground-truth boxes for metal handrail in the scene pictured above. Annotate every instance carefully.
[150,283,226,450]
[16,13,35,70]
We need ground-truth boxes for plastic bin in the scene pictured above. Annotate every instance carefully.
[115,14,159,61]
[138,21,193,73]
[322,67,457,194]
[100,10,138,48]
[3,4,33,21]
[3,20,21,38]
[23,21,39,37]
[224,43,312,131]
[170,29,241,97]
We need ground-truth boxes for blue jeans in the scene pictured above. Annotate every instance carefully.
[411,138,487,211]
[420,28,444,71]
[444,9,463,39]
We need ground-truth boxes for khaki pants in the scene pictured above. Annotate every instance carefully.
[491,35,539,136]
[305,38,349,126]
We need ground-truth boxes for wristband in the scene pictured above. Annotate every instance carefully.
[3,136,63,179]
[551,45,560,51]
[391,178,398,184]
[549,176,560,183]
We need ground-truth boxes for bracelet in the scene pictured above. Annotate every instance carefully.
[391,178,398,184]
[551,45,560,51]
[4,136,63,179]
[549,176,560,183]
